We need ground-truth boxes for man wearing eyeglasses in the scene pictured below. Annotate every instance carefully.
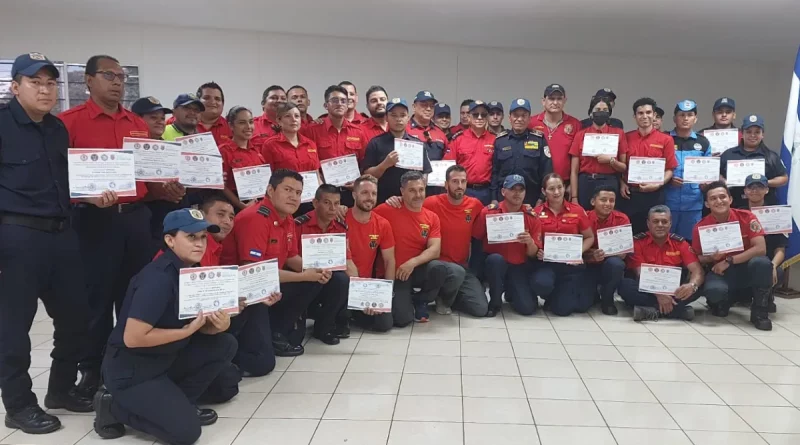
[445,101,496,205]
[407,90,448,163]
[162,93,204,141]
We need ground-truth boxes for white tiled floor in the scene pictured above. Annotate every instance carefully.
[7,298,800,444]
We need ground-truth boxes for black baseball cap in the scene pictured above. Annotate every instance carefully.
[131,97,172,116]
[543,84,566,97]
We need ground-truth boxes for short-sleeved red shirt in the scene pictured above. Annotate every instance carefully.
[360,118,387,143]
[300,117,369,161]
[253,113,280,139]
[374,203,441,267]
[627,232,698,270]
[259,133,320,173]
[472,201,542,265]
[533,200,591,239]
[293,210,351,259]
[528,112,581,179]
[444,129,496,185]
[219,140,266,192]
[154,235,223,267]
[221,198,297,267]
[624,128,679,181]
[408,118,448,150]
[568,125,629,174]
[691,208,765,256]
[198,116,232,145]
[587,210,631,250]
[423,194,484,264]
[345,209,396,278]
[59,98,150,202]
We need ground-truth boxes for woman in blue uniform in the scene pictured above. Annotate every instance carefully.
[93,209,237,445]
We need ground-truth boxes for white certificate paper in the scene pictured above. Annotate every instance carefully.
[486,212,525,244]
[682,157,720,183]
[394,138,424,170]
[175,132,220,156]
[581,133,619,157]
[543,233,584,264]
[178,266,239,320]
[68,149,137,198]
[125,137,181,182]
[704,129,739,155]
[238,259,280,305]
[752,205,793,234]
[596,224,634,255]
[301,233,347,271]
[320,154,360,186]
[726,159,765,186]
[638,264,682,295]
[300,171,321,203]
[698,222,744,255]
[233,164,271,201]
[347,278,393,312]
[427,160,456,187]
[628,157,666,184]
[179,153,224,189]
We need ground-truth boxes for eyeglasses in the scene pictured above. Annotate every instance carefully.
[94,71,127,82]
[328,98,353,105]
[471,113,488,119]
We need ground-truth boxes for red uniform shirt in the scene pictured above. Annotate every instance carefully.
[407,118,448,150]
[691,208,765,256]
[221,198,297,267]
[423,194,483,264]
[59,98,150,202]
[534,200,591,247]
[374,203,441,267]
[473,202,542,265]
[627,232,698,270]
[253,113,280,138]
[568,125,629,174]
[153,235,224,267]
[624,129,679,182]
[259,133,320,173]
[301,114,315,126]
[587,209,631,250]
[444,129,495,185]
[360,118,387,143]
[450,124,469,135]
[300,117,369,161]
[198,116,232,146]
[219,140,266,192]
[345,209,396,278]
[293,210,351,259]
[528,112,581,179]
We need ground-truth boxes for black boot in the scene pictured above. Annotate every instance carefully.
[751,288,773,331]
[4,405,61,434]
[44,386,94,412]
[77,368,101,398]
[709,300,730,317]
[768,288,777,314]
[93,386,125,439]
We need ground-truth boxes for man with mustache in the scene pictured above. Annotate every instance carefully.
[360,85,389,142]
[162,93,204,141]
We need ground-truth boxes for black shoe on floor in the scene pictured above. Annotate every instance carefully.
[196,408,218,426]
[768,301,777,314]
[314,331,341,346]
[709,302,730,317]
[93,387,125,439]
[332,323,351,339]
[44,387,94,413]
[486,307,500,318]
[272,333,304,357]
[4,405,61,435]
[601,303,618,316]
[76,368,100,399]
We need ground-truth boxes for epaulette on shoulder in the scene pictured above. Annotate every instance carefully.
[495,130,508,138]
[256,205,271,218]
[271,124,281,132]
[528,129,544,138]
[633,232,647,240]
[487,203,498,210]
[336,218,349,230]
[669,233,686,242]
[526,207,537,216]
[294,214,311,225]
[451,130,464,140]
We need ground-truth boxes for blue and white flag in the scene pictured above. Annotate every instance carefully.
[778,45,800,269]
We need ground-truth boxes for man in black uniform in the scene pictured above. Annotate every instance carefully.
[701,97,738,132]
[490,98,552,206]
[487,101,506,135]
[580,88,624,130]
[653,106,665,132]
[0,52,98,434]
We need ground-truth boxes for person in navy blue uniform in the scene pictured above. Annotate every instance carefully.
[701,97,738,133]
[93,209,237,445]
[490,98,552,206]
[0,52,98,434]
[580,88,624,130]
[653,106,665,133]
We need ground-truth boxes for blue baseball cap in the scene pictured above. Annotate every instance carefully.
[11,52,59,79]
[468,100,489,113]
[131,96,172,116]
[163,209,219,235]
[593,88,616,101]
[745,173,768,188]
[386,97,409,112]
[413,90,438,103]
[509,98,532,113]
[543,83,566,97]
[487,101,504,112]
[173,93,205,111]
[742,114,765,130]
[434,103,451,116]
[713,97,736,111]
[503,174,526,189]
[674,99,698,114]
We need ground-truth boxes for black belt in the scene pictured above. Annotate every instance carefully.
[0,213,69,233]
[76,202,144,214]
[468,183,490,189]
[580,173,614,180]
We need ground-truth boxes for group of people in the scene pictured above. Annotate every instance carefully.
[0,50,792,445]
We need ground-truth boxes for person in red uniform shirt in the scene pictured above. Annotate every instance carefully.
[301,85,369,162]
[58,54,158,395]
[374,171,454,325]
[533,173,595,316]
[345,175,396,332]
[569,96,628,210]
[528,84,581,187]
[472,175,541,316]
[620,205,704,321]
[196,82,232,145]
[360,85,389,142]
[445,100,496,205]
[583,186,630,315]
[222,169,348,355]
[219,106,266,211]
[407,90,448,163]
[253,85,286,139]
[287,85,315,126]
[338,81,367,125]
[692,182,773,330]
[450,99,473,137]
[260,103,320,173]
[620,97,678,235]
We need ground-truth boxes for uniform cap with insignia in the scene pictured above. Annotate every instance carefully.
[744,173,768,188]
[468,100,489,113]
[487,101,503,112]
[742,114,764,130]
[543,83,565,97]
[713,97,736,111]
[434,103,451,116]
[162,208,219,234]
[510,98,532,113]
[414,90,438,103]
[131,96,172,116]
[11,52,59,79]
[674,99,697,114]
[503,174,526,189]
[386,97,409,112]
[173,93,205,111]
[593,88,617,101]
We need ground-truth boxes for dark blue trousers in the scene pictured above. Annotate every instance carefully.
[485,254,537,315]
[466,187,492,206]
[584,256,626,305]
[533,262,590,316]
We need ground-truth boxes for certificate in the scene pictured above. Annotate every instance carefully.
[427,160,456,187]
[638,264,682,295]
[125,137,181,182]
[179,153,224,189]
[301,233,347,271]
[233,164,271,201]
[726,159,765,186]
[486,212,525,244]
[394,138,424,170]
[704,129,739,155]
[238,259,280,305]
[178,265,239,319]
[682,157,720,183]
[347,278,393,312]
[752,205,793,234]
[68,149,137,198]
[175,132,220,156]
[628,157,666,184]
[300,171,321,203]
[697,222,744,255]
[543,233,583,264]
[596,224,634,255]
[581,133,619,157]
[320,154,360,186]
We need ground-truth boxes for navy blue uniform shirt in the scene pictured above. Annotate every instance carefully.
[362,132,433,204]
[490,129,552,202]
[720,143,787,208]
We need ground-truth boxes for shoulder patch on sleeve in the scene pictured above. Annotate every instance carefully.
[256,205,271,218]
[750,219,762,232]
[529,129,544,138]
[451,130,464,140]
[527,207,537,216]
[633,232,648,240]
[669,233,686,242]
[495,130,508,138]
[336,218,349,231]
[294,214,311,225]
[487,203,498,210]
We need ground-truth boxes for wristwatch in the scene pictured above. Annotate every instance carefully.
[690,282,699,292]
[726,256,735,265]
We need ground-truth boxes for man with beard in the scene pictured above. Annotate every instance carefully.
[196,82,232,144]
[360,85,389,142]
[162,93,204,141]
[287,85,314,125]
[407,90,448,162]
[487,101,506,135]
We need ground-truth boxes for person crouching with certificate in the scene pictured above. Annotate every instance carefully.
[93,209,236,445]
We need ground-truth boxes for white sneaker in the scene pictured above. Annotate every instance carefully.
[435,298,452,315]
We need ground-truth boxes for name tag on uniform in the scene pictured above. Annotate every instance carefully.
[501,146,512,151]
[346,136,361,142]
[524,141,538,150]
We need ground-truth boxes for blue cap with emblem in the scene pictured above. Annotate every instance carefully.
[413,90,438,103]
[434,103,451,116]
[11,52,59,79]
[745,173,768,188]
[742,114,764,130]
[503,174,526,189]
[713,97,736,111]
[468,100,489,113]
[593,88,616,101]
[132,96,172,116]
[509,98,531,113]
[173,93,205,111]
[487,101,503,112]
[163,209,220,235]
[386,97,409,112]
[674,99,697,114]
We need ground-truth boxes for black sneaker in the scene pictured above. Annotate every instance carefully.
[44,387,93,413]
[414,300,430,323]
[93,387,125,439]
[4,405,60,435]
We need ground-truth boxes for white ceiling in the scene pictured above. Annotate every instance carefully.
[11,0,800,63]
